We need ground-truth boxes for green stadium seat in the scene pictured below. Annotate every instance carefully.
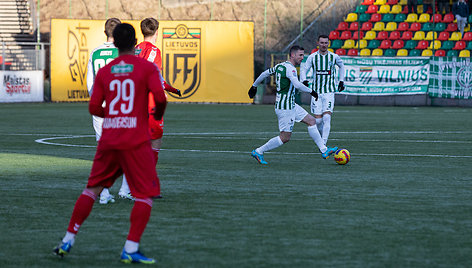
[359,13,371,22]
[355,5,368,13]
[466,41,472,51]
[469,15,472,23]
[404,40,418,50]
[382,13,395,22]
[441,40,454,50]
[367,39,381,49]
[394,14,406,23]
[434,23,446,32]
[331,39,343,49]
[421,22,434,32]
[384,49,396,57]
[409,49,421,56]
[446,50,458,57]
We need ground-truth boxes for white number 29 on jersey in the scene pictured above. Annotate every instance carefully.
[109,79,135,115]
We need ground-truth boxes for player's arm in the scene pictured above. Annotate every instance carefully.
[287,67,319,100]
[163,80,181,96]
[248,66,276,98]
[299,54,311,82]
[148,67,167,120]
[88,71,105,117]
[335,55,345,92]
[86,52,94,96]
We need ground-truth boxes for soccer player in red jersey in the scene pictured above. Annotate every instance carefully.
[135,17,180,168]
[54,23,167,264]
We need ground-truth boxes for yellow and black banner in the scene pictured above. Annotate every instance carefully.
[51,19,254,103]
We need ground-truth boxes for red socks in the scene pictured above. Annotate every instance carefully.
[127,198,153,242]
[67,189,97,234]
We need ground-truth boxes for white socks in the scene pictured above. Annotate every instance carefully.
[120,175,130,193]
[315,117,323,135]
[124,240,139,253]
[62,231,76,245]
[308,125,327,153]
[322,114,331,144]
[101,188,110,197]
[256,136,283,154]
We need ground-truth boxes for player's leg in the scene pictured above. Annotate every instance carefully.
[311,95,323,135]
[149,116,164,166]
[93,115,115,204]
[321,93,335,145]
[118,174,134,200]
[299,105,337,159]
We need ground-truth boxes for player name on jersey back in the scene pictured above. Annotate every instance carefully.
[102,116,137,129]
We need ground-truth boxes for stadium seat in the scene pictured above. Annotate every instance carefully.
[388,0,399,4]
[374,0,387,4]
[385,22,397,31]
[397,22,409,31]
[434,23,447,32]
[412,31,425,40]
[362,0,374,5]
[430,13,442,23]
[459,50,471,58]
[384,49,396,56]
[382,13,395,22]
[463,32,472,42]
[438,31,450,41]
[331,39,343,49]
[342,39,356,49]
[359,13,372,22]
[394,13,406,23]
[329,31,340,40]
[345,13,358,22]
[340,31,352,40]
[365,30,377,40]
[409,49,421,56]
[425,31,438,41]
[378,5,391,14]
[335,48,347,56]
[441,40,454,50]
[352,31,365,40]
[428,40,441,50]
[405,40,418,50]
[453,40,466,50]
[372,48,384,56]
[434,50,446,57]
[328,48,334,53]
[418,14,430,23]
[361,22,373,31]
[373,22,385,31]
[336,22,349,31]
[449,32,462,41]
[349,22,360,31]
[355,5,368,13]
[401,5,409,14]
[391,5,403,14]
[347,49,358,56]
[389,31,400,40]
[467,41,472,50]
[400,31,413,40]
[421,49,433,57]
[357,39,368,49]
[417,5,432,14]
[421,22,434,32]
[369,13,382,22]
[405,13,418,23]
[366,5,379,14]
[399,0,407,4]
[392,39,404,49]
[443,13,455,23]
[360,48,371,56]
[367,39,381,49]
[409,23,421,32]
[445,23,458,32]
[470,14,472,23]
[376,31,389,40]
[446,50,458,57]
[415,40,429,49]
[397,49,408,56]
[380,40,392,49]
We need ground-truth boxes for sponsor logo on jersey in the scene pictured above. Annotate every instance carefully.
[162,24,201,99]
[111,61,134,74]
[316,70,331,75]
[100,50,113,56]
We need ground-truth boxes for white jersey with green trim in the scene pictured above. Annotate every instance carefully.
[300,51,344,94]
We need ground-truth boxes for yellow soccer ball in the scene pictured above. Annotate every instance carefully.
[334,149,350,165]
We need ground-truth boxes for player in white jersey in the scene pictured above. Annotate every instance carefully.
[86,18,133,203]
[300,34,345,147]
[248,45,338,164]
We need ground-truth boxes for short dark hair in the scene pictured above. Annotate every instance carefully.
[104,18,121,38]
[289,45,304,55]
[140,18,159,37]
[318,34,329,41]
[113,23,136,52]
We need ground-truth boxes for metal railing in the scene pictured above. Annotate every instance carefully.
[1,42,48,71]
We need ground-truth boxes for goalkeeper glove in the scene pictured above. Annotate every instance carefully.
[175,89,182,97]
[310,90,318,101]
[338,81,345,92]
[248,85,257,99]
[302,80,310,87]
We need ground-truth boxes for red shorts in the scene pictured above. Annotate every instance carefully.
[87,141,160,198]
[149,116,164,140]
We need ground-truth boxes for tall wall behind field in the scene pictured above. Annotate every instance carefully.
[38,0,357,73]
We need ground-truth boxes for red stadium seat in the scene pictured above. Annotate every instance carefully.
[362,0,374,5]
[434,50,446,57]
[401,5,409,14]
[335,48,347,55]
[437,31,450,41]
[387,0,398,4]
[361,22,373,31]
[430,13,442,23]
[340,31,352,40]
[462,32,472,41]
[370,13,382,22]
[397,22,409,31]
[392,40,404,49]
[329,31,340,40]
[375,31,389,40]
[415,40,429,50]
[311,48,319,53]
[366,5,379,14]
[380,40,392,49]
[349,22,360,31]
[443,13,454,23]
[445,23,458,32]
[347,49,358,56]
[400,31,413,40]
[388,31,400,40]
[453,41,466,50]
[409,22,421,32]
[352,31,365,40]
[336,22,349,31]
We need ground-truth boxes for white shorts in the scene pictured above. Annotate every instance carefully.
[92,115,103,141]
[311,92,335,115]
[275,103,308,132]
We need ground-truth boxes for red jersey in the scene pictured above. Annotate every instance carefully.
[136,41,162,70]
[89,54,167,150]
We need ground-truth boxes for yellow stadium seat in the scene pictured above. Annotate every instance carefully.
[372,48,384,56]
[357,39,368,49]
[421,49,433,57]
[374,0,387,5]
[390,5,402,14]
[360,49,371,56]
[385,22,397,31]
[417,5,424,13]
[378,5,391,14]
[345,13,358,22]
[412,31,426,41]
[399,0,407,4]
[418,14,430,23]
[342,39,356,49]
[459,50,471,58]
[373,22,385,31]
[405,13,418,23]
[328,48,334,53]
[449,32,462,41]
[425,31,438,41]
[428,40,441,50]
[364,31,377,40]
[397,49,408,56]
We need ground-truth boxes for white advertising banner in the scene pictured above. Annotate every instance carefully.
[0,71,44,102]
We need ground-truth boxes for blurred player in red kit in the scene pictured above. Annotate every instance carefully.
[53,23,167,264]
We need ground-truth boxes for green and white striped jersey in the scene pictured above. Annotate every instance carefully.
[86,42,118,96]
[271,61,299,110]
[300,51,344,94]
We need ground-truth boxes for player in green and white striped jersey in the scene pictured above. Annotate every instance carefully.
[248,45,338,164]
[86,18,132,203]
[300,35,345,147]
